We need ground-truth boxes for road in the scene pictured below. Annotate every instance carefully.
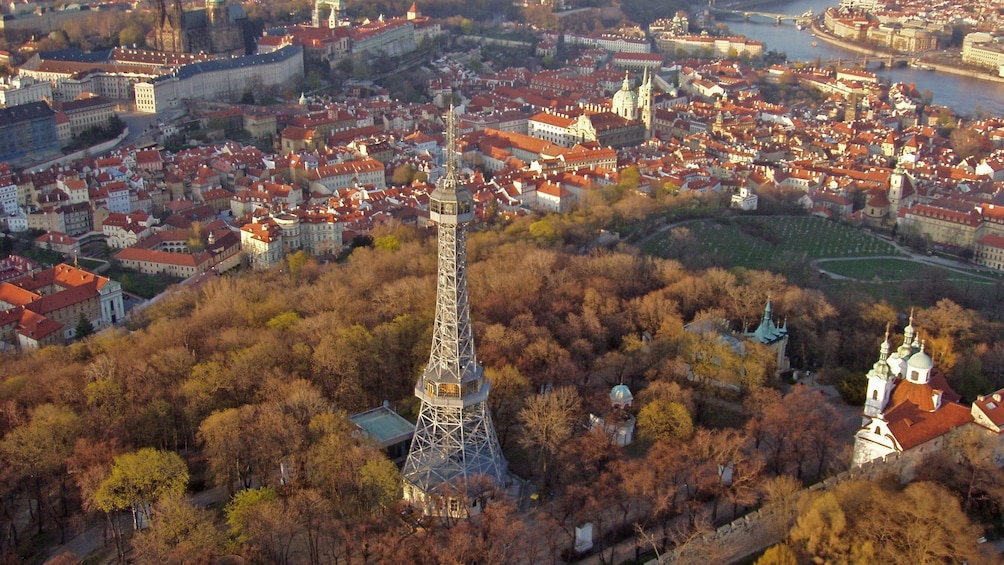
[117,111,162,147]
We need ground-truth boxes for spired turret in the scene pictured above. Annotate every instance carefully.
[888,309,917,378]
[638,67,654,139]
[864,324,896,420]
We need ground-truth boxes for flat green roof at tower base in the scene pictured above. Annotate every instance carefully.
[350,406,415,447]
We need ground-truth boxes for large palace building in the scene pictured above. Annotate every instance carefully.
[152,0,248,56]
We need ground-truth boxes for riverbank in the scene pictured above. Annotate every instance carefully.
[925,59,1004,86]
[810,19,1004,86]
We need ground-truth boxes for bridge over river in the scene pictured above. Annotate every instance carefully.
[711,7,814,26]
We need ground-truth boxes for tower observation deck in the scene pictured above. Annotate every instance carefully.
[401,108,508,517]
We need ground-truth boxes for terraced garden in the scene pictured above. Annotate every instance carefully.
[641,216,903,270]
[640,216,1003,305]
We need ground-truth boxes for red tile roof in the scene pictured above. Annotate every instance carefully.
[973,390,1004,429]
[25,285,97,316]
[978,234,1004,249]
[884,400,973,450]
[889,372,960,410]
[17,309,63,341]
[114,248,213,268]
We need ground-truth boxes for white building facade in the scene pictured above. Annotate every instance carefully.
[0,76,53,107]
[135,46,305,114]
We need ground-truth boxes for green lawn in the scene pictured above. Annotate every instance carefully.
[78,258,105,271]
[642,216,903,269]
[817,258,1001,283]
[104,267,181,299]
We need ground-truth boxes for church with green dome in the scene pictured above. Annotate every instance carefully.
[852,312,1004,474]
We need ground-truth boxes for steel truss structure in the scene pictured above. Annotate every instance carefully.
[402,109,507,511]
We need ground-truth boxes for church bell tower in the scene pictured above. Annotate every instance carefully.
[863,324,895,421]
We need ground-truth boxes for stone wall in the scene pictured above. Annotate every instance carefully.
[648,452,910,564]
[24,129,129,174]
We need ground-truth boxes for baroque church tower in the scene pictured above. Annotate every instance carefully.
[863,323,895,420]
[401,109,508,517]
[887,164,914,218]
[638,68,654,140]
[852,312,971,469]
[313,0,345,28]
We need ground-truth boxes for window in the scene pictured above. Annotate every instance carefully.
[872,389,878,400]
[439,383,460,398]
[462,379,480,396]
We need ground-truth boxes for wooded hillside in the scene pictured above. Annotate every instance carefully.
[2,203,1003,563]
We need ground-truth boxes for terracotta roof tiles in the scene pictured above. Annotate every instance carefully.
[884,400,972,450]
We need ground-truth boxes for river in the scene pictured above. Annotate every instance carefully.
[715,0,1004,118]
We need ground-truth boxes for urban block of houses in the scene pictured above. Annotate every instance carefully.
[113,226,242,278]
[465,128,618,175]
[0,255,41,283]
[0,263,124,351]
[307,158,386,194]
[101,212,158,249]
[239,207,343,269]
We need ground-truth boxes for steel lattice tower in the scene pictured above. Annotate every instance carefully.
[402,109,507,515]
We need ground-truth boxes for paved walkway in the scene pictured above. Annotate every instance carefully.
[43,525,108,561]
[42,487,229,564]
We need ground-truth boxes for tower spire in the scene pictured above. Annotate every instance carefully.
[402,106,507,516]
[639,66,654,140]
[444,105,458,184]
